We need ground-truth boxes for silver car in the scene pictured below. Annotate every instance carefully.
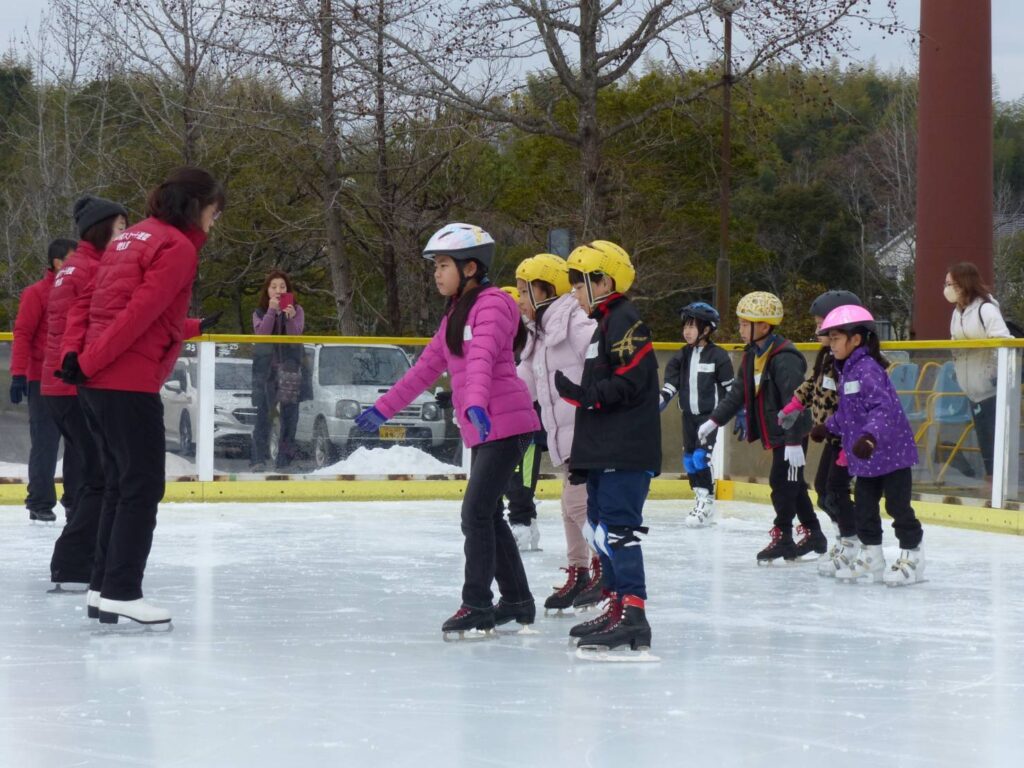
[161,357,256,455]
[293,344,446,468]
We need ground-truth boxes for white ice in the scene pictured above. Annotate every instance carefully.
[2,500,1023,768]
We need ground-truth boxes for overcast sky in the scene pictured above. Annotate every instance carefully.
[1,0,1022,100]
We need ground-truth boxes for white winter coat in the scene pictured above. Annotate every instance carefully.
[517,294,597,467]
[950,296,1012,403]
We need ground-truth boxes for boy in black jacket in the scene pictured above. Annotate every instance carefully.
[697,291,826,563]
[553,241,660,655]
[661,301,734,527]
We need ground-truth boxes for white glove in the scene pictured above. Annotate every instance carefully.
[697,419,718,445]
[784,444,805,482]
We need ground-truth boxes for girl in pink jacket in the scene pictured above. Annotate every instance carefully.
[356,224,540,639]
[514,254,599,614]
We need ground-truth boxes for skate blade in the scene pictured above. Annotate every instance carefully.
[885,578,928,588]
[442,628,496,642]
[544,607,576,617]
[574,647,660,663]
[91,622,174,636]
[684,520,717,529]
[573,601,602,613]
[835,573,884,584]
[47,584,89,594]
[518,547,543,553]
[496,624,539,636]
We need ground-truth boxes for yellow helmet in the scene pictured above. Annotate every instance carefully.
[515,253,570,297]
[500,285,520,302]
[736,291,784,325]
[566,240,635,294]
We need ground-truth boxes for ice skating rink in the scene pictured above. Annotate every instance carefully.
[2,499,1023,768]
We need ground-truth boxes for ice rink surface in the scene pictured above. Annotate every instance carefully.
[2,499,1023,768]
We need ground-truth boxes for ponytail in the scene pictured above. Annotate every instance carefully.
[445,283,528,358]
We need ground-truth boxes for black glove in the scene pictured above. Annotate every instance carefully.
[199,311,223,333]
[568,469,589,486]
[852,434,876,460]
[554,370,589,407]
[55,352,87,385]
[435,391,452,410]
[9,374,28,404]
[809,424,831,443]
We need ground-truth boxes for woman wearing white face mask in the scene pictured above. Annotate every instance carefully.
[946,262,1012,479]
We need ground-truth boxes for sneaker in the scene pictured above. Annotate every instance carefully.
[756,526,797,563]
[882,547,926,586]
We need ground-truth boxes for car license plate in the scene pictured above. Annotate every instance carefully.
[379,425,406,440]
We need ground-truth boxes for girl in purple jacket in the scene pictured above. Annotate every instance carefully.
[356,224,540,639]
[818,305,925,586]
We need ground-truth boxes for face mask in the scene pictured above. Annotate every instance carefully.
[943,285,959,304]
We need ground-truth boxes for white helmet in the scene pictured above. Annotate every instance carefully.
[422,223,496,271]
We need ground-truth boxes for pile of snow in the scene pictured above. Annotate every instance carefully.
[0,455,193,479]
[165,453,198,476]
[312,446,461,476]
[0,459,64,480]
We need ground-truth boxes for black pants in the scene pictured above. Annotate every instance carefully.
[80,388,165,601]
[461,435,533,608]
[854,467,923,549]
[26,380,64,515]
[45,395,105,583]
[503,438,540,526]
[971,396,997,477]
[814,440,856,538]
[768,441,819,535]
[683,411,716,492]
[251,382,299,467]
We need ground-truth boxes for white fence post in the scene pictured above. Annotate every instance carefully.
[991,346,1020,508]
[196,340,216,482]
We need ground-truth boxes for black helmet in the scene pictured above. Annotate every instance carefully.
[679,301,720,330]
[809,290,862,319]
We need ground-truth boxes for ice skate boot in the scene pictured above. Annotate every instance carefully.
[441,604,496,641]
[86,590,101,619]
[756,527,798,564]
[835,544,885,583]
[818,537,859,577]
[494,597,537,635]
[569,592,620,638]
[791,525,827,559]
[98,598,172,625]
[510,519,541,552]
[684,488,716,528]
[576,595,659,662]
[572,554,604,610]
[883,547,926,587]
[544,566,589,615]
[29,509,57,524]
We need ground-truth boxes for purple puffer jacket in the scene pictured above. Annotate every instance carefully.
[375,287,540,448]
[517,293,596,467]
[825,346,918,478]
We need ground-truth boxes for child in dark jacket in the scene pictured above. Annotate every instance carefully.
[553,241,661,656]
[778,290,860,576]
[819,304,924,586]
[660,301,734,527]
[699,291,826,563]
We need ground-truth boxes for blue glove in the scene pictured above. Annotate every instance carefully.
[466,406,491,442]
[9,375,28,404]
[355,406,387,432]
[733,409,747,441]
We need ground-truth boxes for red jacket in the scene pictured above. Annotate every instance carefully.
[76,217,206,394]
[10,269,55,382]
[42,242,102,396]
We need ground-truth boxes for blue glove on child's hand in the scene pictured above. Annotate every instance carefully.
[355,406,387,432]
[466,406,491,442]
[733,409,747,441]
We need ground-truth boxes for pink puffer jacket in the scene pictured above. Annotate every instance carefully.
[517,294,596,467]
[375,286,540,448]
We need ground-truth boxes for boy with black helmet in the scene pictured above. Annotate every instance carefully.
[778,290,861,573]
[660,301,734,527]
[698,291,826,563]
[553,240,661,658]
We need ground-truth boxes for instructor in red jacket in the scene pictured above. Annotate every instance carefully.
[10,238,76,523]
[57,167,225,626]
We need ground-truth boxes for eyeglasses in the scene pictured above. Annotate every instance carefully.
[212,210,222,221]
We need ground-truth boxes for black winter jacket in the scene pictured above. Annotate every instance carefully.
[663,342,734,417]
[709,336,810,449]
[564,294,661,473]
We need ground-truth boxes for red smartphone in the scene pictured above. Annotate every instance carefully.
[279,292,294,310]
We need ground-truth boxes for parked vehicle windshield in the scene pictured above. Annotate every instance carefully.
[319,346,409,386]
[215,361,253,390]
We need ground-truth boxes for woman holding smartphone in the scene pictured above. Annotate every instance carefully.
[251,269,305,470]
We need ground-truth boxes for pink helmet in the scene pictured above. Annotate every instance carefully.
[818,304,875,336]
